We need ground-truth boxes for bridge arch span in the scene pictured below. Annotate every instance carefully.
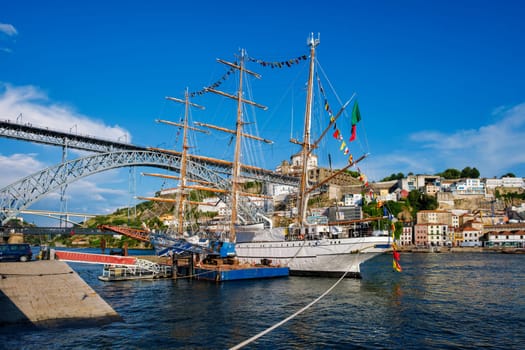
[0,150,229,224]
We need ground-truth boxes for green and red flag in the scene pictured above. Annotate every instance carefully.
[350,101,361,142]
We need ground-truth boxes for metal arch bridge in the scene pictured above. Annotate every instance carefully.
[0,119,145,153]
[0,120,299,225]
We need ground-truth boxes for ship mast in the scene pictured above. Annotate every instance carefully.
[160,91,206,235]
[295,33,320,227]
[204,49,269,242]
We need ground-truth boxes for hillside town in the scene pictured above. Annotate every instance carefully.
[157,152,525,250]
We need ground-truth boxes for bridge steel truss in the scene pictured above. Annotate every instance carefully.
[0,119,145,153]
[0,150,298,225]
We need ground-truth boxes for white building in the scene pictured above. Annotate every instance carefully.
[459,227,482,247]
[276,152,318,176]
[291,152,317,170]
[197,197,228,214]
[450,209,469,228]
[428,224,450,246]
[485,177,524,189]
[485,231,525,248]
[399,174,440,192]
[451,178,485,195]
[343,193,363,206]
[400,223,413,246]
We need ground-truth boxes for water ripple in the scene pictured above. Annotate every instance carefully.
[1,251,524,349]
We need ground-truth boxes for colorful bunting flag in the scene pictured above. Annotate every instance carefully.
[393,250,400,261]
[247,54,308,68]
[189,66,235,97]
[349,101,361,142]
[316,73,364,164]
[352,101,361,125]
[391,221,402,273]
[393,259,402,272]
[349,124,357,142]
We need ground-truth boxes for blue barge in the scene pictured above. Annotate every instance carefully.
[194,264,289,282]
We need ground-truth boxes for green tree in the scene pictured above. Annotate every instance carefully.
[381,172,405,181]
[362,200,406,233]
[381,200,404,217]
[419,193,439,210]
[407,190,422,209]
[344,170,360,178]
[461,166,480,178]
[439,168,461,179]
[406,190,438,215]
[501,172,516,178]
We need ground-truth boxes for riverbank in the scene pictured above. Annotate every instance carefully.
[398,246,525,254]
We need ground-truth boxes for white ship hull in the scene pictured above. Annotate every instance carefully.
[235,235,391,278]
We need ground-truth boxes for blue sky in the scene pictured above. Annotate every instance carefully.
[1,0,525,225]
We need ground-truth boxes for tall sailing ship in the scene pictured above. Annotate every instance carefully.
[150,34,392,278]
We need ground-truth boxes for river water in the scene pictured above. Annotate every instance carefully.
[1,250,524,349]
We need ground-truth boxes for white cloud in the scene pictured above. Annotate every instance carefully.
[0,153,46,187]
[404,102,525,177]
[0,83,131,142]
[0,152,128,199]
[0,84,137,225]
[0,153,134,225]
[67,173,128,201]
[0,23,17,53]
[0,23,17,36]
[366,153,437,181]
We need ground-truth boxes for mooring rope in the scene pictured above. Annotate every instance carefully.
[228,236,382,350]
[228,271,348,350]
[228,239,372,350]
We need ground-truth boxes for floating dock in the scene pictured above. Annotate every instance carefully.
[173,256,289,282]
[54,251,173,281]
[98,261,172,281]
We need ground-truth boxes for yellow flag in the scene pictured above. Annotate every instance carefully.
[393,259,402,272]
